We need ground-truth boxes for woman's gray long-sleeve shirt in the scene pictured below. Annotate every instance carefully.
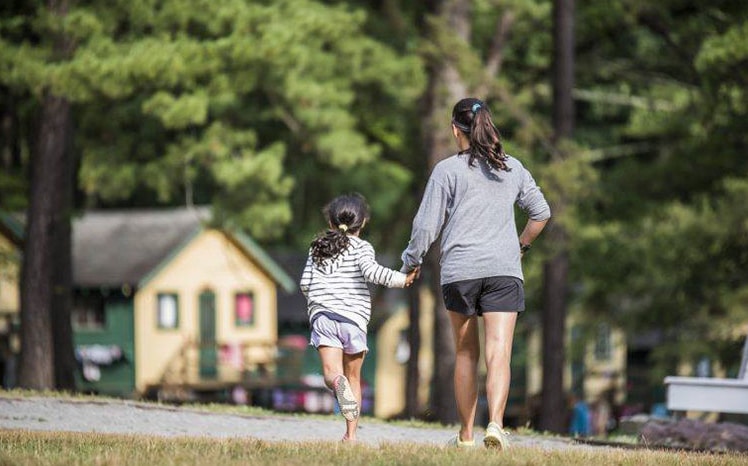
[401,153,551,285]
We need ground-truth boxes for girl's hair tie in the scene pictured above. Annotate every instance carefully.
[471,103,482,114]
[338,224,349,232]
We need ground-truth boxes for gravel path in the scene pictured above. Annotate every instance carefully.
[0,395,595,450]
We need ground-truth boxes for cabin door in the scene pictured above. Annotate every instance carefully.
[198,290,217,379]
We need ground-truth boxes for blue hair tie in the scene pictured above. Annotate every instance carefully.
[471,103,482,114]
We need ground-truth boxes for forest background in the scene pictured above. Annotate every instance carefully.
[1,0,747,434]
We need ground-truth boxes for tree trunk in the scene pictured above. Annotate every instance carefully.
[539,0,575,434]
[405,283,421,418]
[539,241,569,432]
[49,0,77,392]
[18,94,72,389]
[552,0,575,139]
[18,0,75,391]
[51,121,76,391]
[422,61,465,424]
[419,0,471,424]
[425,251,457,423]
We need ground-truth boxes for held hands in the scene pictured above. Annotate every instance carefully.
[404,266,421,287]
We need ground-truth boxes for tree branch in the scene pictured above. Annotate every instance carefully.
[381,0,407,36]
[471,10,558,157]
[485,10,516,79]
[637,12,699,79]
[473,10,516,99]
[491,82,561,158]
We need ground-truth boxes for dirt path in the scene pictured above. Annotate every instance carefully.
[0,395,596,450]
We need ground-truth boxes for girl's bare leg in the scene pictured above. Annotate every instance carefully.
[341,351,365,441]
[448,311,480,442]
[317,346,345,389]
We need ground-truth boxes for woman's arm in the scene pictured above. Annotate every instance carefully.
[516,165,551,252]
[400,176,449,272]
[519,218,549,251]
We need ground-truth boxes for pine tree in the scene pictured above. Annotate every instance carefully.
[1,0,424,389]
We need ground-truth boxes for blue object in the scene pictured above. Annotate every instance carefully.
[651,402,669,418]
[570,400,591,436]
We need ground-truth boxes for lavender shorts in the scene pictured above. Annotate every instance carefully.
[310,314,368,354]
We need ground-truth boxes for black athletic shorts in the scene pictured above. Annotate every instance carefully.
[442,276,525,316]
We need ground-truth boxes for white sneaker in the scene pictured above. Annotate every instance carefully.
[483,422,510,450]
[333,375,359,421]
[446,434,476,448]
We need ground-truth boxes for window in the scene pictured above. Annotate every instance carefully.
[157,293,179,329]
[235,292,254,327]
[594,323,612,361]
[72,295,105,330]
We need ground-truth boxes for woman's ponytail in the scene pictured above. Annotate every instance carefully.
[452,98,509,172]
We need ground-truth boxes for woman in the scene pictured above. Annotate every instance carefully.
[400,97,550,449]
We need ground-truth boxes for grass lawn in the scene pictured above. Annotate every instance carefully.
[1,390,746,465]
[1,430,746,466]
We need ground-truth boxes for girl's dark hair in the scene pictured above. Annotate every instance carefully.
[310,193,370,265]
[452,97,509,172]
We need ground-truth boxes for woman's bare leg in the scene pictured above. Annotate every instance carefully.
[483,311,517,428]
[448,311,480,442]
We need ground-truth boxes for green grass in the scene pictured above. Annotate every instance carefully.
[1,390,745,465]
[0,430,745,466]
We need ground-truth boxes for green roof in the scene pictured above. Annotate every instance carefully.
[232,230,296,293]
[0,212,25,244]
[0,207,296,293]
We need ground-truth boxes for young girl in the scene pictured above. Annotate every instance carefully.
[300,193,418,442]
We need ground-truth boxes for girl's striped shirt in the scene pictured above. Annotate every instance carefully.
[300,236,407,332]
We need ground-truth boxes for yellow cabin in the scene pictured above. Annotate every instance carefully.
[0,208,295,400]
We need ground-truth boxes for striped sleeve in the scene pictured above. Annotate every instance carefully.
[299,252,313,298]
[357,241,407,288]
